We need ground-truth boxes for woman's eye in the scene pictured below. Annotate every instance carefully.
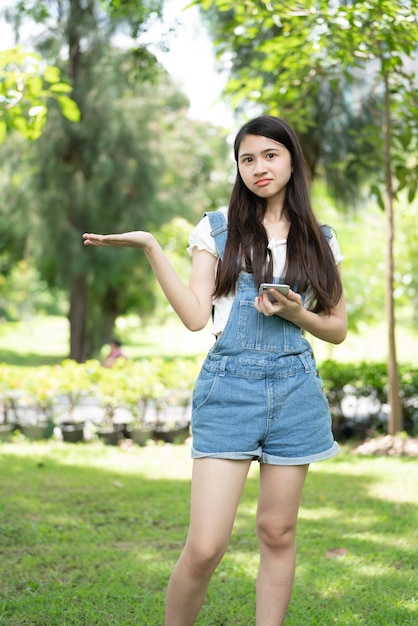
[267,153,275,159]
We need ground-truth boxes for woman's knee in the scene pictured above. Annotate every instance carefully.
[183,539,226,578]
[256,514,297,553]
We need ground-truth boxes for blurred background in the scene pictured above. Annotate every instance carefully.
[1,0,417,440]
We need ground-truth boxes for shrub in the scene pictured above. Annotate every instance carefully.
[0,359,416,439]
[320,360,418,439]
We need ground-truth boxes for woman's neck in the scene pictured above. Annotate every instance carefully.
[263,210,290,240]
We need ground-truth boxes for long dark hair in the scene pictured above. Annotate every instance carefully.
[214,115,342,314]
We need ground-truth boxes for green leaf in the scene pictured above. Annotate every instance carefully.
[26,75,44,97]
[407,179,417,204]
[43,65,61,84]
[57,95,80,122]
[49,82,73,93]
[370,184,385,211]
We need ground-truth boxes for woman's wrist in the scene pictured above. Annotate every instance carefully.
[143,232,158,255]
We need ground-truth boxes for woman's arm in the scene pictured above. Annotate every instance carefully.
[255,265,347,345]
[82,231,217,331]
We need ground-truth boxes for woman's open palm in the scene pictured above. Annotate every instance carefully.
[82,231,153,251]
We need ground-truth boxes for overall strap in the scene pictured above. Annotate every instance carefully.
[205,211,228,261]
[320,224,332,240]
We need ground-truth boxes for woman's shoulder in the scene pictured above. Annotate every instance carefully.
[205,207,228,225]
[187,209,228,257]
[320,223,332,239]
[321,224,343,264]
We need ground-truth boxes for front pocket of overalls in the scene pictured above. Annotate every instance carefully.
[237,300,304,353]
[192,366,219,413]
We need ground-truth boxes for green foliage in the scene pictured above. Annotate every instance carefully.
[100,0,164,39]
[0,46,79,142]
[395,199,418,314]
[0,260,64,320]
[3,0,233,359]
[320,359,418,437]
[313,187,387,330]
[32,61,230,355]
[0,443,416,624]
[0,133,32,291]
[198,0,418,207]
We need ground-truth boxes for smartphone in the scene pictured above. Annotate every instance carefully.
[258,283,290,301]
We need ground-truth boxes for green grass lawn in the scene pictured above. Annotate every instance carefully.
[0,316,214,366]
[0,314,417,366]
[0,441,416,625]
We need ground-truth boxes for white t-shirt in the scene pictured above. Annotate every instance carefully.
[187,208,343,335]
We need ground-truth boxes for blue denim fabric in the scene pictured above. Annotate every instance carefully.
[191,272,339,465]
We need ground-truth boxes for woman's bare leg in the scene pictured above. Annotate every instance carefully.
[164,458,251,626]
[255,464,309,626]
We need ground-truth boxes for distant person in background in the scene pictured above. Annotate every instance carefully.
[103,339,126,368]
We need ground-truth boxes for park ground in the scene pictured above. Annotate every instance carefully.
[0,439,417,625]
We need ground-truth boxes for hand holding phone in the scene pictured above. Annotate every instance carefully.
[258,283,290,302]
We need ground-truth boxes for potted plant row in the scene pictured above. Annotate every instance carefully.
[0,357,202,446]
[0,365,56,441]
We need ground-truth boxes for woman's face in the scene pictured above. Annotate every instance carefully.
[237,134,293,204]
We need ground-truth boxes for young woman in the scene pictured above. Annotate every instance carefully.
[83,115,347,625]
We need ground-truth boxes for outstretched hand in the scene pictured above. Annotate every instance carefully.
[82,231,154,252]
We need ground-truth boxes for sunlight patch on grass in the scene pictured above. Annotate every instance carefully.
[344,531,415,552]
[0,316,69,356]
[366,477,418,504]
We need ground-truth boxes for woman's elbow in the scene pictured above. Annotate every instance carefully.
[185,322,207,332]
[331,335,346,345]
[183,316,210,332]
[331,325,348,345]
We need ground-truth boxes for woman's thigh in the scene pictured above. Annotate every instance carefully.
[185,458,252,555]
[257,464,309,535]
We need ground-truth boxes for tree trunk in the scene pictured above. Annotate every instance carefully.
[382,68,403,435]
[68,277,120,361]
[88,288,123,356]
[66,0,91,363]
[69,274,89,362]
[88,309,119,360]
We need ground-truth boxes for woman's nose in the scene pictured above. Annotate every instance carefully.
[253,159,267,174]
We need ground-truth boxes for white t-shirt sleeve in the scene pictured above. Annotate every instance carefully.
[187,215,218,258]
[329,232,343,264]
[304,231,343,310]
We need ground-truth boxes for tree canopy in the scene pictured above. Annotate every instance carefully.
[1,0,232,360]
[197,0,418,206]
[0,46,79,142]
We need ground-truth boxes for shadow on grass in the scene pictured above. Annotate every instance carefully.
[288,465,418,626]
[0,446,416,625]
[0,350,66,367]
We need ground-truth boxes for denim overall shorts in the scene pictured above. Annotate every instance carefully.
[190,211,339,465]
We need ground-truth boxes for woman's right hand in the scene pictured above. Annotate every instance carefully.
[82,231,154,252]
